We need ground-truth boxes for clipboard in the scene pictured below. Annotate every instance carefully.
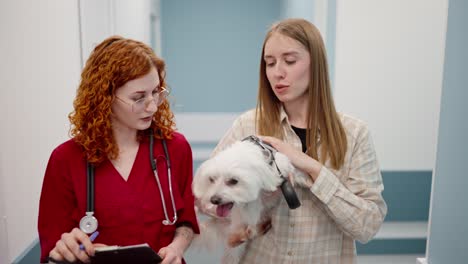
[91,243,162,264]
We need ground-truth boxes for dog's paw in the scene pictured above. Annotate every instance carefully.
[227,232,247,248]
[227,225,255,248]
[257,218,272,235]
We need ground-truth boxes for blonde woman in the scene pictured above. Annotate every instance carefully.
[212,18,387,263]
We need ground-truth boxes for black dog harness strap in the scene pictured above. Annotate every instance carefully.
[242,135,301,209]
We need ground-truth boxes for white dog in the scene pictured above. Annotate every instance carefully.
[192,136,308,263]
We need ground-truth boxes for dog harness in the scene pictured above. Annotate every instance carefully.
[241,135,301,209]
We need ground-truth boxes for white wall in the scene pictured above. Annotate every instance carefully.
[1,176,7,264]
[0,0,154,261]
[281,0,314,25]
[281,0,329,41]
[334,0,448,170]
[0,0,81,262]
[114,0,152,45]
[80,0,152,64]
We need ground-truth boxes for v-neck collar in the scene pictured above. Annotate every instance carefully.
[109,142,143,184]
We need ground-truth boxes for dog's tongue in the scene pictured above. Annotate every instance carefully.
[216,203,234,218]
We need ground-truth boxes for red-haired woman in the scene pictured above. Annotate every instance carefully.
[38,36,199,264]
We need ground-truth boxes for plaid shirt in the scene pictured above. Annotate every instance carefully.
[211,108,387,264]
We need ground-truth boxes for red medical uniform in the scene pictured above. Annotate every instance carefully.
[38,132,199,263]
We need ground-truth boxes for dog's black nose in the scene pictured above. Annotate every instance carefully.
[210,195,222,205]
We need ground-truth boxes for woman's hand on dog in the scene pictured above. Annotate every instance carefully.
[259,136,322,182]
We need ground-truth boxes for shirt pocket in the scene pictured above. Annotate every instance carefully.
[142,176,187,233]
[93,203,139,244]
[142,171,186,225]
[142,191,182,249]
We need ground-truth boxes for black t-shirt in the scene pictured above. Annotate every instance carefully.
[291,125,307,153]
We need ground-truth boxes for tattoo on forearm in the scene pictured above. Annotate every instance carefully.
[176,226,194,242]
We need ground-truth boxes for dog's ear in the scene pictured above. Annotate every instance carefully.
[192,163,207,198]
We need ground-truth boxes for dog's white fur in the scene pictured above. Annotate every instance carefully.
[192,139,308,263]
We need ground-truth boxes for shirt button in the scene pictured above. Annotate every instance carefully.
[288,251,293,256]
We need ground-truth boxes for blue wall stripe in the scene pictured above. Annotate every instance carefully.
[12,238,40,264]
[357,238,426,255]
[382,171,431,221]
[190,142,218,150]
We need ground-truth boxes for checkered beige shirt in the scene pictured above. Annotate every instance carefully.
[212,108,387,264]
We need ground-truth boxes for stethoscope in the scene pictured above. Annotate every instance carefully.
[79,130,178,234]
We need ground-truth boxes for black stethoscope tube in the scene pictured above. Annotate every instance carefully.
[86,162,94,213]
[80,130,177,234]
[150,130,171,171]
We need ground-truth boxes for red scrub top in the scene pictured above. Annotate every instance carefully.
[38,132,199,263]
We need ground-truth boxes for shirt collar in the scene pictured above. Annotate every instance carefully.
[279,104,289,123]
[279,104,321,143]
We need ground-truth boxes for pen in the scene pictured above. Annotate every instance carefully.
[79,231,99,250]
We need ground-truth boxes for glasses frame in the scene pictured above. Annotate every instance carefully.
[115,87,170,113]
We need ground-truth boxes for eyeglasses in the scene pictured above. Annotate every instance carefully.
[115,87,170,113]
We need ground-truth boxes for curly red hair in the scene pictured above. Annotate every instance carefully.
[69,36,175,165]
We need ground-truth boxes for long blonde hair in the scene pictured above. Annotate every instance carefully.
[256,18,347,170]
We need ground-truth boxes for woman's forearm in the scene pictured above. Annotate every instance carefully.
[170,226,194,253]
